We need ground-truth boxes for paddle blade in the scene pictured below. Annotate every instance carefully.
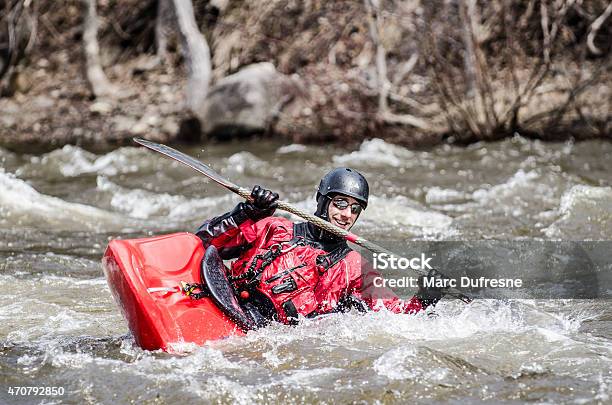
[133,137,241,192]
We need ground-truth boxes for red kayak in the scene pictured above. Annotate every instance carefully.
[102,232,245,351]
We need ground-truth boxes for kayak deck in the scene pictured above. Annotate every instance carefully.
[102,232,244,351]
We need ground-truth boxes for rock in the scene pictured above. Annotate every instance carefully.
[127,113,161,135]
[1,115,16,128]
[131,54,162,75]
[12,72,31,94]
[177,116,202,142]
[37,58,50,68]
[0,99,19,114]
[210,0,229,12]
[198,62,301,139]
[33,95,54,109]
[162,119,179,135]
[143,114,160,126]
[112,115,137,132]
[89,101,113,115]
[131,121,148,135]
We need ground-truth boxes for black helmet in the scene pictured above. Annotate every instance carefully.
[315,168,369,220]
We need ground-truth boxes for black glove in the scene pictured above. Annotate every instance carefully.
[416,269,448,309]
[243,185,279,221]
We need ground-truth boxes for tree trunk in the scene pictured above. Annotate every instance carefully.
[155,0,173,64]
[587,2,612,55]
[0,0,34,95]
[82,0,113,97]
[171,0,211,115]
[364,0,431,131]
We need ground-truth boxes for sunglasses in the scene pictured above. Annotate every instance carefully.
[331,198,363,215]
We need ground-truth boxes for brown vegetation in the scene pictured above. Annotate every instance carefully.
[0,0,610,150]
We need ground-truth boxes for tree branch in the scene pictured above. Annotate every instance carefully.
[156,0,173,64]
[82,0,115,98]
[172,0,211,115]
[587,1,612,55]
[364,0,431,130]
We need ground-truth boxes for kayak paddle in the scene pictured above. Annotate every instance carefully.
[133,137,472,304]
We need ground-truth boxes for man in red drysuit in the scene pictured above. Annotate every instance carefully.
[197,168,443,325]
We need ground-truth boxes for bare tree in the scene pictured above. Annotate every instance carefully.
[79,0,210,122]
[0,0,36,96]
[171,0,211,116]
[364,0,431,130]
[155,0,173,64]
[421,0,608,139]
[587,2,612,55]
[357,0,610,141]
[82,0,114,97]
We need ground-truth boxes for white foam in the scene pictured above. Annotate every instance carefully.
[196,375,254,403]
[373,346,418,379]
[472,169,541,203]
[236,300,547,352]
[97,176,234,220]
[50,351,95,369]
[595,374,610,402]
[518,362,547,374]
[362,195,452,230]
[544,185,612,239]
[46,311,91,334]
[277,144,308,154]
[16,354,37,366]
[333,138,415,167]
[279,367,343,388]
[536,327,573,343]
[0,170,137,232]
[19,145,145,178]
[226,152,268,174]
[43,274,108,287]
[0,272,126,343]
[470,169,563,220]
[262,349,287,368]
[425,187,471,205]
[152,345,241,373]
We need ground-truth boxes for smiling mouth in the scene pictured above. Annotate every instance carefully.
[333,218,350,227]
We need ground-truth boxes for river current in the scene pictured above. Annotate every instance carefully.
[0,137,610,404]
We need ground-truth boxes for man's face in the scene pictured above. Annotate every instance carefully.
[327,195,363,230]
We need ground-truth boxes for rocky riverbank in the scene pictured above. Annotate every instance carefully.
[0,0,610,151]
[0,56,186,152]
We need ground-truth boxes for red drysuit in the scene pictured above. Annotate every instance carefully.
[197,212,424,324]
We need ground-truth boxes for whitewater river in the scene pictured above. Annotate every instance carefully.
[0,137,610,404]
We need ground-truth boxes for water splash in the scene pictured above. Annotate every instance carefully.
[0,170,138,232]
[544,185,612,239]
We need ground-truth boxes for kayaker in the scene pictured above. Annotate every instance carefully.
[196,168,444,325]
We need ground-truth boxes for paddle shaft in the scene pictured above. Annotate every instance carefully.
[134,138,472,303]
